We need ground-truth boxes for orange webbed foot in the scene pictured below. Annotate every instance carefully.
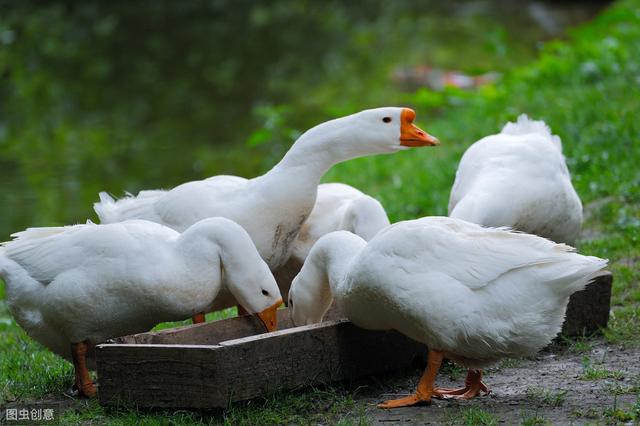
[433,369,490,400]
[378,393,431,409]
[377,349,444,409]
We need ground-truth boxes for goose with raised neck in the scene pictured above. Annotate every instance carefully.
[94,107,438,314]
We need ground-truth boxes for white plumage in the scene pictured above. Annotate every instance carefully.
[0,217,282,396]
[290,182,390,263]
[449,115,582,244]
[289,217,606,407]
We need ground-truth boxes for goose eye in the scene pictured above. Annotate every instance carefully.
[262,289,269,296]
[382,117,392,123]
[289,299,293,307]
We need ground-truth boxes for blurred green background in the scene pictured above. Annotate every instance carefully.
[0,0,607,239]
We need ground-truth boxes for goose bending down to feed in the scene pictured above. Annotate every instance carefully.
[0,217,282,397]
[275,182,390,298]
[289,217,607,409]
[95,107,438,318]
[449,114,582,244]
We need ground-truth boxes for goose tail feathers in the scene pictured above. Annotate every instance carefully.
[501,114,562,151]
[93,190,164,224]
[93,192,118,223]
[549,255,608,298]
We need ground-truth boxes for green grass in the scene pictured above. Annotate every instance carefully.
[602,396,640,423]
[604,375,640,395]
[520,412,550,426]
[557,335,594,354]
[525,387,568,407]
[572,396,640,423]
[55,386,368,426]
[581,365,625,381]
[493,357,523,370]
[580,356,626,381]
[441,359,466,381]
[151,308,236,332]
[442,406,499,426]
[1,0,640,423]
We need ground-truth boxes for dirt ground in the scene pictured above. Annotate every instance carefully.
[349,339,640,425]
[1,339,638,425]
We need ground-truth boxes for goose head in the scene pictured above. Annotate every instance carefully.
[230,259,283,332]
[289,231,366,326]
[345,107,439,153]
[180,217,283,331]
[288,107,439,166]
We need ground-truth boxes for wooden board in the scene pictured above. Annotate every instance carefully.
[562,271,612,336]
[96,272,612,408]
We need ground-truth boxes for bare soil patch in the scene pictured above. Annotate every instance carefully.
[350,339,639,424]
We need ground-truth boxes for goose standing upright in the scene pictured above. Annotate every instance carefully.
[95,108,438,315]
[289,217,607,408]
[449,115,582,244]
[0,217,282,397]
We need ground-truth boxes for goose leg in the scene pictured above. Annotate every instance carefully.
[378,349,444,409]
[71,341,96,398]
[192,312,206,323]
[433,369,490,399]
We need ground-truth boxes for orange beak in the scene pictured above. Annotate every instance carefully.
[400,108,439,147]
[255,298,283,332]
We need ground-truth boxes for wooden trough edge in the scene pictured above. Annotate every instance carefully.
[97,319,426,409]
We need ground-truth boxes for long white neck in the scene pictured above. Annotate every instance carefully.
[254,113,385,195]
[177,218,274,310]
[295,231,367,323]
[276,118,356,171]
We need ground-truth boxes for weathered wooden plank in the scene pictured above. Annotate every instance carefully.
[97,344,227,407]
[97,320,425,409]
[561,271,612,337]
[214,320,425,404]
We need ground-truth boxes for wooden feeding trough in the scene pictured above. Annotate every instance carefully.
[96,272,612,409]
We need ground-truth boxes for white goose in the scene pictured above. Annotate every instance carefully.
[292,183,390,261]
[289,217,606,408]
[94,108,438,316]
[0,217,282,397]
[449,115,582,244]
[275,182,390,299]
